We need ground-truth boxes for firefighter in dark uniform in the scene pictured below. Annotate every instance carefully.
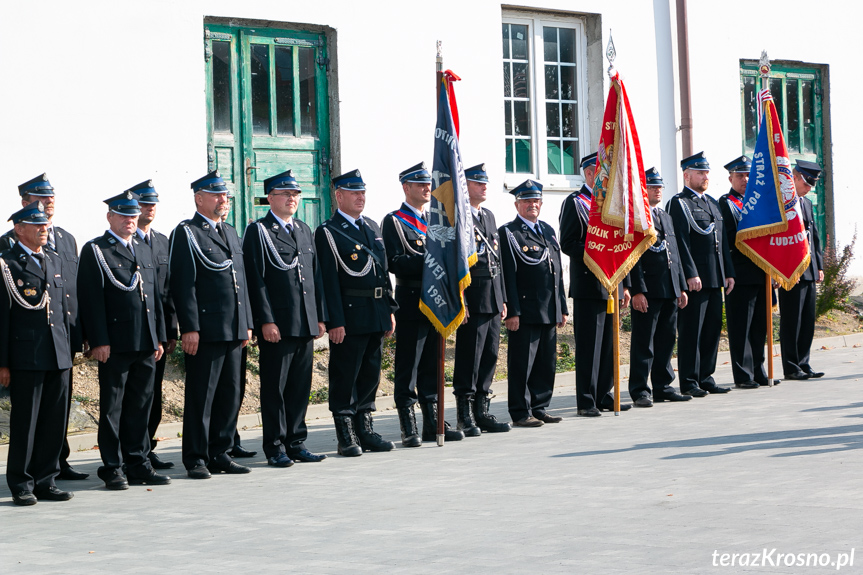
[559,154,631,417]
[719,156,774,389]
[779,160,825,380]
[499,179,568,426]
[169,171,254,479]
[78,191,169,490]
[243,170,329,466]
[382,162,464,446]
[1,174,87,481]
[315,170,397,457]
[625,168,691,407]
[452,164,511,434]
[667,152,736,396]
[134,181,179,470]
[1,202,74,506]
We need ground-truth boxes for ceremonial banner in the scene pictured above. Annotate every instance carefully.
[584,71,656,295]
[420,71,476,337]
[735,88,810,289]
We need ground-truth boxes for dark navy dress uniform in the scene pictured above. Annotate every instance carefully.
[779,167,823,377]
[244,173,325,461]
[169,172,253,473]
[718,156,769,387]
[500,181,567,422]
[667,153,735,393]
[78,193,166,482]
[315,210,396,417]
[625,201,688,401]
[453,205,505,399]
[0,203,72,500]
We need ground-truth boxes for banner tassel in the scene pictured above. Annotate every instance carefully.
[607,294,614,314]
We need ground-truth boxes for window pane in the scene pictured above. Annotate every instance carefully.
[802,80,815,154]
[561,103,577,137]
[212,41,232,133]
[504,101,512,135]
[563,141,578,175]
[275,46,294,136]
[515,140,532,173]
[503,62,511,97]
[560,66,575,100]
[559,28,575,63]
[769,77,783,115]
[743,75,757,150]
[785,78,799,153]
[299,47,317,137]
[547,141,561,175]
[510,25,528,59]
[546,103,560,137]
[543,27,557,62]
[502,24,510,59]
[513,63,530,98]
[544,65,558,99]
[505,140,514,172]
[514,101,530,136]
[250,44,270,135]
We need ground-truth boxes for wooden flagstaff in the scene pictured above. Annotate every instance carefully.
[435,40,446,446]
[759,51,776,387]
[612,289,621,415]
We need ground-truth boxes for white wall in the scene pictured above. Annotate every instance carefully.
[1,0,855,271]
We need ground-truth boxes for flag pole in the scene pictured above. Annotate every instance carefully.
[435,40,446,446]
[759,50,776,387]
[612,288,620,415]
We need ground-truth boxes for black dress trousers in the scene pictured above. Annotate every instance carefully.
[507,323,556,421]
[779,280,817,375]
[453,311,501,397]
[259,335,314,457]
[574,298,615,410]
[677,287,723,391]
[628,298,678,399]
[328,333,385,416]
[725,283,768,383]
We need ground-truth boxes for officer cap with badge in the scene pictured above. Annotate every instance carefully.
[464,164,489,184]
[127,180,159,204]
[399,162,432,184]
[104,191,141,216]
[18,174,55,198]
[795,160,822,186]
[191,171,228,193]
[681,151,710,171]
[9,201,50,225]
[332,169,366,191]
[509,179,543,201]
[580,152,598,171]
[724,155,752,173]
[645,167,664,187]
[260,169,301,205]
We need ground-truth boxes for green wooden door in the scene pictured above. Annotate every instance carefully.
[740,64,825,242]
[205,25,331,231]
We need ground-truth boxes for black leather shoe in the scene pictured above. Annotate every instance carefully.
[34,486,74,501]
[229,445,257,458]
[472,395,512,432]
[758,379,781,386]
[456,396,482,437]
[148,451,175,469]
[634,397,653,407]
[267,453,295,468]
[785,371,810,380]
[12,491,37,506]
[702,384,732,394]
[58,465,89,481]
[735,380,760,389]
[207,460,251,474]
[804,369,825,379]
[187,465,211,479]
[533,411,563,423]
[654,392,692,402]
[397,406,422,448]
[600,403,632,412]
[97,466,129,491]
[420,403,465,442]
[127,468,172,486]
[289,449,327,463]
[333,415,363,456]
[355,411,396,452]
[577,408,602,417]
[682,387,708,397]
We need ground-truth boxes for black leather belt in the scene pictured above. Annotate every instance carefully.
[471,267,499,278]
[342,287,390,299]
[395,278,422,288]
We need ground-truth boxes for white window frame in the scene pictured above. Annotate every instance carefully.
[502,12,590,192]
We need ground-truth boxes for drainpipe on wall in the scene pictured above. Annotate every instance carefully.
[676,0,693,157]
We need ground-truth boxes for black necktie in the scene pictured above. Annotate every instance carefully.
[47,228,56,252]
[357,218,372,245]
[32,252,46,277]
[216,223,228,244]
[144,233,151,247]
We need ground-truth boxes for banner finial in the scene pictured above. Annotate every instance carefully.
[759,50,770,79]
[606,32,616,78]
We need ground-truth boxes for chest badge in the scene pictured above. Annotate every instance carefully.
[416,239,423,246]
[351,253,358,261]
[17,279,23,286]
[522,246,529,252]
[24,288,36,296]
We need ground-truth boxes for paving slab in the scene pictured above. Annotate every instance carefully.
[2,339,863,574]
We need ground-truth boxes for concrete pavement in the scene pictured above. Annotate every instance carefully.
[3,335,863,574]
